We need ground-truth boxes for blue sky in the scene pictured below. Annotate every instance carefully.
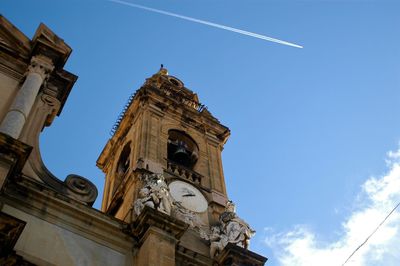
[2,0,400,265]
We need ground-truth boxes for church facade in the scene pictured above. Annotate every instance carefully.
[0,15,267,266]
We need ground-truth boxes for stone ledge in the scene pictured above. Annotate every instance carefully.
[215,243,267,266]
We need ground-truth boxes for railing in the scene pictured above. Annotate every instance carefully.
[160,84,205,112]
[166,160,203,185]
[110,92,136,136]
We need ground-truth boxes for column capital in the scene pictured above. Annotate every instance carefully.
[27,55,54,80]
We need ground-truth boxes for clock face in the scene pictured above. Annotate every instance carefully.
[169,180,208,213]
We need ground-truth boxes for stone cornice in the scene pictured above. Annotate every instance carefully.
[215,243,267,266]
[0,15,31,60]
[131,206,188,244]
[46,68,77,116]
[31,23,72,69]
[2,177,134,252]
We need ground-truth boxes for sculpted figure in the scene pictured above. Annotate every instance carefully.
[209,226,228,258]
[172,201,205,230]
[220,201,255,249]
[133,187,157,216]
[207,200,256,258]
[134,173,173,216]
[149,174,173,215]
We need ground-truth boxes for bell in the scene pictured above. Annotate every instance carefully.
[173,142,191,166]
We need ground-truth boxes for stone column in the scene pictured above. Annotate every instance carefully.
[0,55,54,139]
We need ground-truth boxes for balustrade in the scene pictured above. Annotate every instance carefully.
[166,160,203,185]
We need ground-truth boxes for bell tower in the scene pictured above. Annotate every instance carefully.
[97,67,266,265]
[98,67,230,221]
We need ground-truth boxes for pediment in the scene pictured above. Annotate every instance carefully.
[0,15,31,59]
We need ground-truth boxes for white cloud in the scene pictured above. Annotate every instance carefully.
[265,147,400,266]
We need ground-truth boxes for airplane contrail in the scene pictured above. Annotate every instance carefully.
[107,0,303,49]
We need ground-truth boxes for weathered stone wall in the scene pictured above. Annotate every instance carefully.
[3,204,129,266]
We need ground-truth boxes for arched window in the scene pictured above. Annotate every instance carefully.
[117,142,131,175]
[112,142,131,197]
[168,130,198,169]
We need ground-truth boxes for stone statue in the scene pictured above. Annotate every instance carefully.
[209,226,228,258]
[220,201,255,249]
[133,173,173,216]
[133,187,156,216]
[149,174,173,215]
[206,200,256,258]
[172,201,205,230]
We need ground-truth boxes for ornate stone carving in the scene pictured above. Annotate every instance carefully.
[133,187,156,216]
[27,55,54,80]
[205,200,256,258]
[65,174,98,203]
[133,173,206,230]
[134,173,173,215]
[172,201,205,230]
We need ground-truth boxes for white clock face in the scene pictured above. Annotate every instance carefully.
[169,180,208,213]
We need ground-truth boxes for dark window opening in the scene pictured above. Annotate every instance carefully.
[113,142,131,195]
[168,130,199,169]
[117,142,131,175]
[107,193,123,216]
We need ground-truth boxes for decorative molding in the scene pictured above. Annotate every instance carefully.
[19,91,98,206]
[215,243,267,266]
[2,179,132,252]
[27,55,54,80]
[131,206,188,243]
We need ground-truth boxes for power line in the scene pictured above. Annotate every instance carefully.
[342,201,400,265]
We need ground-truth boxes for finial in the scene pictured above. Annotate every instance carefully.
[158,64,168,75]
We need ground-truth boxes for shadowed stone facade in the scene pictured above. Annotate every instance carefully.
[0,15,267,265]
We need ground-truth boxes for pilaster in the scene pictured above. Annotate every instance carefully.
[131,206,188,266]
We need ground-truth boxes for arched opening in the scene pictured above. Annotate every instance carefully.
[168,130,199,169]
[117,142,131,175]
[111,142,131,197]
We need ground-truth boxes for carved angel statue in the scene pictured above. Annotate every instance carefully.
[133,173,173,216]
[149,174,173,215]
[207,200,256,258]
[133,187,156,215]
[220,201,255,249]
[209,226,228,258]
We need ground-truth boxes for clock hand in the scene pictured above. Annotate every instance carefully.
[182,193,195,197]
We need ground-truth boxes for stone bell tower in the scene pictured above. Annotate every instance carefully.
[97,67,266,265]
